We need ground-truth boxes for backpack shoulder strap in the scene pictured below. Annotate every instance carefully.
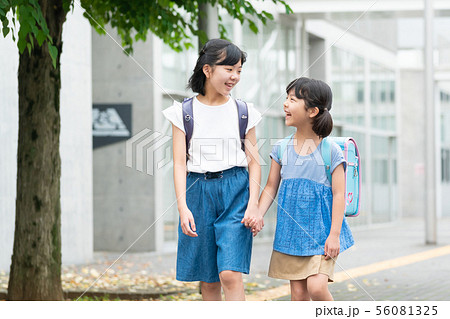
[277,134,294,162]
[321,137,332,183]
[235,99,248,152]
[182,97,194,159]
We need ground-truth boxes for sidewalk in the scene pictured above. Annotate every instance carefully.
[1,218,449,300]
[258,217,450,301]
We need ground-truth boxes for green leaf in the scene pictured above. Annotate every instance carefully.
[262,11,274,20]
[183,42,194,50]
[279,1,293,14]
[248,20,258,34]
[2,26,9,37]
[0,0,9,9]
[26,42,31,55]
[197,29,208,47]
[48,43,58,68]
[80,0,293,54]
[36,30,45,46]
[17,36,26,53]
[62,0,73,13]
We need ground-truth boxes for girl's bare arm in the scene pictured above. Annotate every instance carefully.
[245,127,261,207]
[172,125,197,237]
[258,159,282,217]
[324,163,345,259]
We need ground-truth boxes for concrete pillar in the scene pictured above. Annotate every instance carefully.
[92,26,156,252]
[424,0,437,244]
[198,3,219,47]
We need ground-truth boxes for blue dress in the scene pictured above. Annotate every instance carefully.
[270,139,354,256]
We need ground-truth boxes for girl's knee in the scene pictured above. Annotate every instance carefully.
[201,281,221,293]
[308,285,328,300]
[307,274,330,299]
[290,280,309,301]
[219,270,242,288]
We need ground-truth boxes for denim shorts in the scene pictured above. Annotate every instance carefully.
[176,166,253,283]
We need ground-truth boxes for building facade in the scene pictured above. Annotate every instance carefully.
[1,1,450,270]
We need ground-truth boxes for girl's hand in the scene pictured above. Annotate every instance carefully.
[179,207,198,237]
[250,217,264,237]
[324,235,340,260]
[241,203,259,228]
[242,204,264,237]
[249,207,265,237]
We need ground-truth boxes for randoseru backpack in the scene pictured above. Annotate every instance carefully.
[277,134,361,217]
[181,97,249,159]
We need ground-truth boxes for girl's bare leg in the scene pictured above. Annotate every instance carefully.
[200,281,222,301]
[290,279,310,301]
[307,274,333,301]
[219,270,245,301]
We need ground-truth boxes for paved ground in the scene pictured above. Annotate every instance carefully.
[1,217,449,301]
[269,218,450,301]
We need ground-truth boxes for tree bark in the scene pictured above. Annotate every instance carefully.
[7,0,68,301]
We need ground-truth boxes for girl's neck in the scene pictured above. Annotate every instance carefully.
[292,128,322,156]
[197,88,230,106]
[293,127,321,144]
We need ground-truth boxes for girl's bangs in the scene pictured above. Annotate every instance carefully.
[216,45,244,66]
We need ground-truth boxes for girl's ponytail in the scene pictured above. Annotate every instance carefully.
[312,107,333,139]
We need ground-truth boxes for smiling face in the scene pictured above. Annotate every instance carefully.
[283,89,318,128]
[203,60,242,97]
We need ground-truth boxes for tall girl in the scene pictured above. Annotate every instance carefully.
[254,77,354,301]
[163,39,262,301]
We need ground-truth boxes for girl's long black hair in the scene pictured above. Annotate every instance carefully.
[187,39,247,95]
[286,77,334,138]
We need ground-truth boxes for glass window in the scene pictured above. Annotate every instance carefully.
[357,82,364,104]
[370,63,396,130]
[371,135,397,222]
[331,47,366,127]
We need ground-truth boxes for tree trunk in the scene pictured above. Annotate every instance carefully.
[7,0,68,301]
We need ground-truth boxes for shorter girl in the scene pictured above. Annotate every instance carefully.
[253,77,354,301]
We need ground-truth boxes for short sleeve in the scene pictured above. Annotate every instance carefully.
[330,142,347,174]
[245,102,262,134]
[269,143,282,165]
[162,101,185,134]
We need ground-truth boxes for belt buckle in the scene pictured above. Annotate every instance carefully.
[204,171,223,180]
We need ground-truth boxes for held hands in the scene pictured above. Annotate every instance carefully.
[179,207,198,237]
[324,234,340,260]
[241,203,264,237]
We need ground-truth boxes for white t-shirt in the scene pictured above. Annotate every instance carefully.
[162,96,262,173]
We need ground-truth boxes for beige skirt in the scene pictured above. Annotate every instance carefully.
[268,250,336,282]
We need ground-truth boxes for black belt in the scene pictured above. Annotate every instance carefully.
[204,171,223,180]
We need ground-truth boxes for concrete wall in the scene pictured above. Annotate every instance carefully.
[0,6,93,271]
[60,6,93,264]
[398,70,426,217]
[92,27,156,252]
[309,36,327,81]
[333,17,398,52]
[0,19,19,272]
